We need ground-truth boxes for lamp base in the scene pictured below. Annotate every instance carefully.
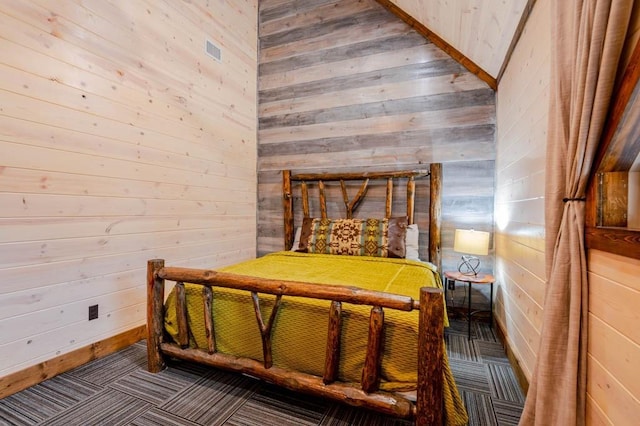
[458,255,481,276]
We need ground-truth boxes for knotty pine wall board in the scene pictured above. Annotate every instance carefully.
[586,251,640,422]
[257,0,496,285]
[0,0,257,377]
[1,4,255,130]
[494,0,547,387]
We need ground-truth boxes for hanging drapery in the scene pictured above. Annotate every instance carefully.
[519,0,632,425]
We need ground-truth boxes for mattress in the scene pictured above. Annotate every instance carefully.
[163,251,467,425]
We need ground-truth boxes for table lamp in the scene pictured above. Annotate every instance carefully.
[453,229,490,276]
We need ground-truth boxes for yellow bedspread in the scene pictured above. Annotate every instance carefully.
[164,252,467,425]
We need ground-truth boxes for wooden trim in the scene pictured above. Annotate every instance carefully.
[291,170,429,182]
[585,226,640,260]
[251,292,282,369]
[0,325,146,399]
[203,286,216,354]
[407,176,416,224]
[429,163,442,271]
[375,0,497,90]
[301,181,310,218]
[494,318,530,395]
[323,301,342,384]
[319,180,328,219]
[147,258,166,373]
[593,38,640,173]
[496,0,537,84]
[417,287,444,425]
[361,306,384,393]
[586,36,640,260]
[159,342,417,418]
[175,282,189,348]
[385,178,393,218]
[282,170,294,251]
[340,179,370,219]
[158,266,420,311]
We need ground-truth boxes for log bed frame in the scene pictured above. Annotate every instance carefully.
[147,164,445,425]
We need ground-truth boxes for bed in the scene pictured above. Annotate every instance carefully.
[146,165,468,425]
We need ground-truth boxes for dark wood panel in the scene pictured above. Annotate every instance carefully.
[260,33,426,75]
[258,143,496,172]
[261,8,391,49]
[260,89,494,129]
[259,125,494,157]
[259,59,465,103]
[260,0,339,23]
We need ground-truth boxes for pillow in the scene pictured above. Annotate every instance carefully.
[290,227,302,251]
[297,217,407,258]
[405,224,420,261]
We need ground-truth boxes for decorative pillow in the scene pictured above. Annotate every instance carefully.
[297,217,407,258]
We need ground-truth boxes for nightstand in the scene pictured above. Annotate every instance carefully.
[443,271,495,339]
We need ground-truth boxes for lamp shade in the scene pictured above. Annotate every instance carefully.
[453,229,490,256]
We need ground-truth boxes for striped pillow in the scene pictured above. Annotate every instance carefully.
[297,217,407,258]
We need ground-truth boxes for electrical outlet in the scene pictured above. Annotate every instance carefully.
[88,304,99,321]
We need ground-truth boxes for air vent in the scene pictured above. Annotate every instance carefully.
[205,40,221,62]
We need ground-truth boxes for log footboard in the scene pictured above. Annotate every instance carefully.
[146,259,444,425]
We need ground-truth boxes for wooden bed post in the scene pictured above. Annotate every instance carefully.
[283,170,294,250]
[416,287,444,426]
[429,164,442,271]
[147,259,166,373]
[407,176,416,224]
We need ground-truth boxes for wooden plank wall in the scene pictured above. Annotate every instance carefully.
[257,0,496,285]
[584,8,640,423]
[494,0,549,383]
[496,1,640,421]
[587,250,640,423]
[0,0,258,377]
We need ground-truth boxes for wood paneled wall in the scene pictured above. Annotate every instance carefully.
[0,0,258,377]
[587,250,640,423]
[584,7,640,422]
[494,0,550,382]
[257,0,496,283]
[496,1,640,421]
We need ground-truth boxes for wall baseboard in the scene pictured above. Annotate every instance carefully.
[493,319,530,395]
[0,325,146,399]
[1,321,528,399]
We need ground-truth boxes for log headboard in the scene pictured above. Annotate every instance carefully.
[282,163,442,269]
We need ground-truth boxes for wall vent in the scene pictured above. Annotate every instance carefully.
[205,40,222,62]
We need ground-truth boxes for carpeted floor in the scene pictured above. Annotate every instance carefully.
[0,319,524,425]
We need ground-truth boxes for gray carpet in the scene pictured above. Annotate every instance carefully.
[0,319,524,425]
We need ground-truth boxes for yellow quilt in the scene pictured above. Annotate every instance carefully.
[164,252,467,425]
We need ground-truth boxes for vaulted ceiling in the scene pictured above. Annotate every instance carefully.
[388,0,534,83]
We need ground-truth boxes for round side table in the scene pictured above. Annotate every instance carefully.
[443,271,495,340]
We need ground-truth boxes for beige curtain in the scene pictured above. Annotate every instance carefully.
[519,1,632,425]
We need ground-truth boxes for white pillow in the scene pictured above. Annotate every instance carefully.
[405,224,420,261]
[290,227,302,251]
